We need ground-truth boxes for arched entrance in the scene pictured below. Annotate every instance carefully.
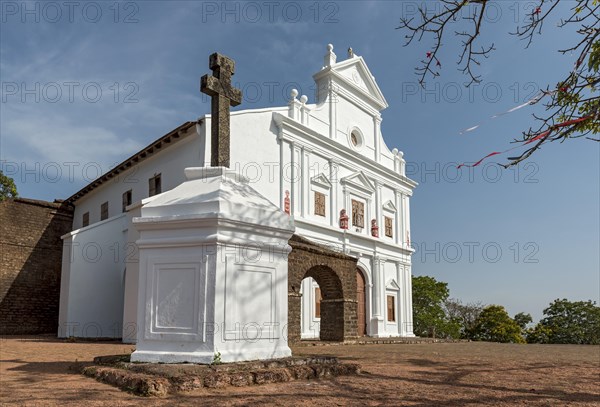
[302,265,344,341]
[287,235,358,343]
[356,268,367,336]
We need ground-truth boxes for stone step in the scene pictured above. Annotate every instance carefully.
[81,355,361,396]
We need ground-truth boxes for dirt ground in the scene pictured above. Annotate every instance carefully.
[0,335,598,406]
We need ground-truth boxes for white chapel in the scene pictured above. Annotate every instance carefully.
[58,45,417,361]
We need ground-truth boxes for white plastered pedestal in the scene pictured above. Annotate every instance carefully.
[131,167,295,364]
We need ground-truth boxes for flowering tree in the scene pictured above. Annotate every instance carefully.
[397,0,599,167]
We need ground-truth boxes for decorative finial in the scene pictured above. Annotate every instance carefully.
[324,43,337,68]
[290,88,298,101]
[348,47,354,58]
[392,148,399,155]
[299,95,308,104]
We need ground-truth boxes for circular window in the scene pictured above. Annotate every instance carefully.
[349,129,363,149]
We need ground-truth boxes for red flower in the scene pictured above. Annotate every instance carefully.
[426,52,432,58]
[534,7,541,14]
[436,60,441,67]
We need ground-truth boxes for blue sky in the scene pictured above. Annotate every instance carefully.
[1,1,598,321]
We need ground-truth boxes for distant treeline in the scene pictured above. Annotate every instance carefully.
[412,276,600,345]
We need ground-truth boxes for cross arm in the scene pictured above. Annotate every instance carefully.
[200,75,242,106]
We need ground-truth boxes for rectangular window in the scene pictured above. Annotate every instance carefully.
[385,216,393,238]
[387,295,396,322]
[82,212,89,227]
[351,199,364,228]
[149,174,162,197]
[122,190,132,212]
[100,202,109,221]
[314,191,326,217]
[315,287,322,318]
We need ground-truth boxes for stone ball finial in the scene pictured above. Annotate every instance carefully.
[290,89,298,99]
[300,95,308,104]
[392,148,399,155]
[398,151,404,158]
[327,44,334,52]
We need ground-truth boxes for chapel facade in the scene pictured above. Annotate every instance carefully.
[58,45,417,344]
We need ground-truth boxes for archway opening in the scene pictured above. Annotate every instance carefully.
[287,234,359,344]
[298,265,345,341]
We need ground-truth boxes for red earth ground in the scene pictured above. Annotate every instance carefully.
[1,335,598,406]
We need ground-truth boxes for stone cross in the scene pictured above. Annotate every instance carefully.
[201,53,242,168]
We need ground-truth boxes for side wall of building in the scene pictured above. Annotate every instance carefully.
[58,214,128,338]
[0,198,73,334]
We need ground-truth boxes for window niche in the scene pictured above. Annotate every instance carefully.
[387,295,396,322]
[314,191,326,217]
[149,173,162,197]
[122,190,132,213]
[310,173,331,221]
[351,199,365,229]
[386,279,400,324]
[100,202,109,221]
[382,200,397,240]
[340,171,375,234]
[384,216,393,238]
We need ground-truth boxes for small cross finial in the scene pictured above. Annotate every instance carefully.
[201,52,243,168]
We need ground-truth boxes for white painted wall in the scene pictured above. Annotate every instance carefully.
[58,214,128,338]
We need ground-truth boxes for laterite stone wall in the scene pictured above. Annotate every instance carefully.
[0,198,73,334]
[288,235,358,343]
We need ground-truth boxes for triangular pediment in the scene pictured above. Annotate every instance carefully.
[341,171,375,194]
[314,55,388,110]
[311,173,332,189]
[386,279,400,290]
[383,200,397,213]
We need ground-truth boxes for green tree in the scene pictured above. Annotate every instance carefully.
[514,312,533,330]
[471,305,525,343]
[444,298,484,339]
[397,0,599,167]
[0,170,18,201]
[412,276,461,339]
[530,299,600,344]
[526,323,553,344]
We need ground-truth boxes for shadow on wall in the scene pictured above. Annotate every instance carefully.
[0,198,73,335]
